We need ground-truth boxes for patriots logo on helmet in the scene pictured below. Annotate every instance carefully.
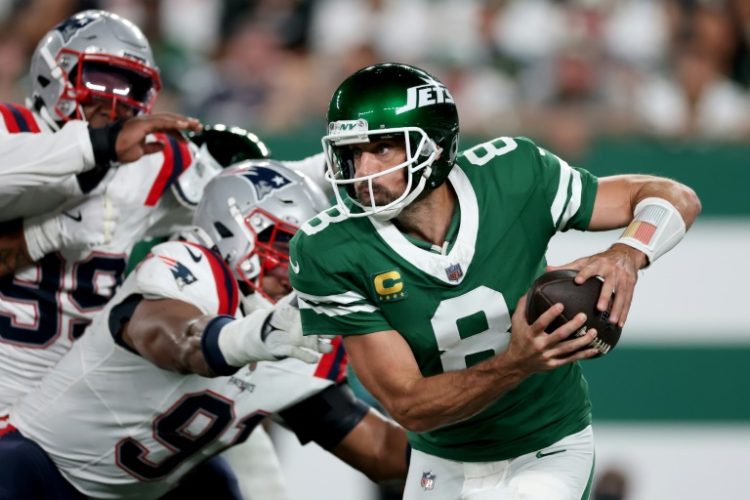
[54,12,99,42]
[243,166,292,201]
[158,255,198,289]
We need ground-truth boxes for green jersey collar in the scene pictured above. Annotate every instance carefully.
[368,166,478,285]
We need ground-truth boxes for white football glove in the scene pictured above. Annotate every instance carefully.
[217,293,333,365]
[23,194,119,261]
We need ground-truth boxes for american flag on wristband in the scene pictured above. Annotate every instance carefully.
[622,205,667,245]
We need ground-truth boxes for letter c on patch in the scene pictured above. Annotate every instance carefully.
[374,271,403,295]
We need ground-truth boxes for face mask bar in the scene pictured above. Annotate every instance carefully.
[321,126,438,218]
[55,48,161,121]
[228,200,297,303]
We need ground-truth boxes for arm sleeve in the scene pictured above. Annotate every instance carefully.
[0,121,95,200]
[277,383,370,450]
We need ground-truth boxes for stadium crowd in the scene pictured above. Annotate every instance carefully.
[0,2,714,500]
[0,0,748,154]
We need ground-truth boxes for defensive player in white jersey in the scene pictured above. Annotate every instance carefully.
[0,9,202,224]
[0,161,408,500]
[0,11,326,420]
[172,124,329,500]
[0,10,208,416]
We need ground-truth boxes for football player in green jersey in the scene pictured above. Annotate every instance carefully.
[289,63,701,500]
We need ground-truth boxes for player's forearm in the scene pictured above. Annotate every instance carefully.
[333,409,409,482]
[133,314,216,376]
[631,177,702,229]
[122,299,219,377]
[592,175,701,231]
[0,220,33,277]
[386,355,527,433]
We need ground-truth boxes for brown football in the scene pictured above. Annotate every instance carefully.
[525,269,622,356]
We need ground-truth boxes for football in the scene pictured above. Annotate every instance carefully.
[525,269,622,355]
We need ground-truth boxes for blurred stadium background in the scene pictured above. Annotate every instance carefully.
[1,0,747,499]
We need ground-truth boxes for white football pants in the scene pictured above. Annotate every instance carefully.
[404,425,595,500]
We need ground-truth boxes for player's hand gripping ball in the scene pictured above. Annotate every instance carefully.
[525,269,622,356]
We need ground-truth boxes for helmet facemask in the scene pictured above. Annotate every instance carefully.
[322,126,439,221]
[58,50,160,121]
[228,201,297,304]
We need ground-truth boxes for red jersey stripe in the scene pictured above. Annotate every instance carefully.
[176,135,192,171]
[144,133,173,206]
[314,336,347,382]
[0,103,20,133]
[144,134,193,206]
[185,242,239,316]
[11,104,41,133]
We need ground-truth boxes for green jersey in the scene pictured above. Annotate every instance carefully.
[289,136,599,462]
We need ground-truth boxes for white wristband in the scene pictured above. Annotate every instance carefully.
[217,308,274,366]
[617,197,686,265]
[23,214,63,262]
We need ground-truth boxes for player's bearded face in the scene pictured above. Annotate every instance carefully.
[355,181,403,206]
[350,138,408,207]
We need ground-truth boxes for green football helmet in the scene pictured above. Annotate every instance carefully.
[322,63,459,220]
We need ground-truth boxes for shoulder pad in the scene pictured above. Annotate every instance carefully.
[135,241,239,316]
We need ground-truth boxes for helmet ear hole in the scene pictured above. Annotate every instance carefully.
[214,222,233,238]
[37,76,50,88]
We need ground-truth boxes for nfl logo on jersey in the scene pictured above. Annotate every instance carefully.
[445,263,463,282]
[420,471,436,491]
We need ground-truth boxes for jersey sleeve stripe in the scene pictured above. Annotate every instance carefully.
[188,243,239,315]
[144,134,192,207]
[296,290,369,305]
[557,167,582,230]
[165,135,189,187]
[313,336,347,383]
[550,159,583,230]
[144,133,173,206]
[176,135,192,172]
[0,103,21,133]
[298,297,378,317]
[550,158,572,227]
[9,104,41,133]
